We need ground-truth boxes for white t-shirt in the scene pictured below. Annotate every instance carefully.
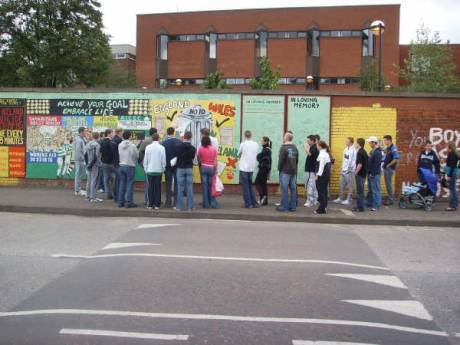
[238,140,259,172]
[341,146,356,173]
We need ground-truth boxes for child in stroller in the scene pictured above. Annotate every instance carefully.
[398,168,438,211]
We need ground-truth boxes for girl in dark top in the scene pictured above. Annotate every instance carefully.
[315,140,332,214]
[445,141,459,211]
[255,136,272,206]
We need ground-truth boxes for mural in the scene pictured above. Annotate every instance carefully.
[152,94,241,184]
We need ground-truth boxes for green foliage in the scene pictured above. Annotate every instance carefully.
[249,57,281,90]
[0,0,112,88]
[399,24,459,93]
[202,71,230,89]
[99,61,137,88]
[360,59,385,91]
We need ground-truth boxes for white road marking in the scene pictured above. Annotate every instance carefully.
[50,253,389,270]
[326,274,407,289]
[339,209,355,216]
[102,243,163,250]
[455,333,460,338]
[342,300,433,321]
[136,224,178,229]
[59,328,189,341]
[293,341,378,345]
[0,309,447,337]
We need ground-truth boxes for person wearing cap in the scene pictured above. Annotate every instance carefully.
[366,136,383,211]
[73,126,87,196]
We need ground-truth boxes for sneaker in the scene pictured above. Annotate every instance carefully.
[276,207,287,212]
[304,201,312,207]
[90,198,103,203]
[341,199,351,206]
[146,206,153,210]
[445,207,457,211]
[333,198,342,204]
[352,207,365,212]
[125,203,138,208]
[252,203,260,209]
[275,202,280,206]
[154,207,160,210]
[369,208,377,212]
[97,189,104,193]
[75,190,87,196]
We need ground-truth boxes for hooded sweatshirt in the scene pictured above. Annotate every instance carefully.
[85,140,101,169]
[118,140,139,167]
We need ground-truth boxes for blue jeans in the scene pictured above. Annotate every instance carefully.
[355,175,365,210]
[383,168,395,203]
[367,174,382,209]
[101,163,116,199]
[74,160,85,193]
[240,171,257,207]
[449,172,458,209]
[143,172,149,204]
[200,166,217,209]
[176,168,194,210]
[118,165,135,206]
[279,172,297,210]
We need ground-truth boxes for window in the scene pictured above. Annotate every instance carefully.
[218,32,255,40]
[319,77,360,85]
[159,79,168,88]
[169,34,206,41]
[257,30,267,57]
[209,32,217,59]
[321,30,362,37]
[362,29,374,57]
[277,78,306,85]
[309,30,320,57]
[226,78,246,85]
[157,34,168,60]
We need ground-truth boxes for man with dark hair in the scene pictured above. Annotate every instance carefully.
[96,131,106,193]
[176,131,196,211]
[277,132,299,212]
[144,133,166,210]
[238,130,259,208]
[162,127,181,207]
[382,134,400,206]
[118,130,139,208]
[366,136,383,211]
[111,128,123,203]
[100,129,116,200]
[303,134,319,207]
[138,128,158,206]
[85,132,102,203]
[353,138,368,212]
[73,126,87,196]
[417,140,441,178]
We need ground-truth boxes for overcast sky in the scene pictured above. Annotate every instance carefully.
[100,0,460,46]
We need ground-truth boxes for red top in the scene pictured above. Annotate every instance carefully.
[197,145,217,167]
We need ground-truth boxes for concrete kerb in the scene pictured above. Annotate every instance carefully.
[1,205,459,228]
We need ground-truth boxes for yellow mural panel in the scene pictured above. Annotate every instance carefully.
[330,104,397,196]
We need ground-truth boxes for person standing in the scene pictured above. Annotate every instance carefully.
[382,135,400,206]
[444,141,459,211]
[277,132,299,212]
[162,127,182,208]
[255,136,272,206]
[138,128,157,206]
[85,132,102,203]
[201,128,219,151]
[118,131,139,208]
[352,138,368,212]
[96,131,106,193]
[111,128,123,203]
[333,137,356,205]
[417,140,441,179]
[303,134,319,207]
[197,135,218,209]
[73,126,87,196]
[238,130,259,208]
[366,136,383,211]
[314,140,332,215]
[143,133,166,210]
[176,131,196,211]
[100,129,116,200]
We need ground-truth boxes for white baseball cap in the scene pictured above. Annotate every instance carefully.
[367,136,379,143]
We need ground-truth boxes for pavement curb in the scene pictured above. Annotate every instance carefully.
[1,205,459,228]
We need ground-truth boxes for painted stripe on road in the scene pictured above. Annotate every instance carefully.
[136,224,178,229]
[102,243,163,250]
[293,341,378,345]
[455,333,460,338]
[50,253,389,270]
[326,274,407,289]
[59,328,189,341]
[0,309,447,337]
[342,300,433,321]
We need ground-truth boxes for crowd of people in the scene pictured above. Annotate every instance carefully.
[73,126,460,214]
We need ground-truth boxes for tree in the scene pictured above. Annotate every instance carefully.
[399,24,459,93]
[99,61,137,88]
[0,0,112,88]
[249,57,281,90]
[202,71,230,89]
[360,59,384,91]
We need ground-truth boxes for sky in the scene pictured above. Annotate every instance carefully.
[99,0,460,46]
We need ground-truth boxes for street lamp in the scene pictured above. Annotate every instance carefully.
[370,20,385,91]
[175,78,183,87]
[306,75,314,90]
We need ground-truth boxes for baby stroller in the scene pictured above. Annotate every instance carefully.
[398,168,437,212]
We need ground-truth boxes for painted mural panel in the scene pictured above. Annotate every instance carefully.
[0,98,26,185]
[151,94,241,184]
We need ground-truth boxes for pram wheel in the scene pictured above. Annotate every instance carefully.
[398,199,408,209]
[424,204,433,212]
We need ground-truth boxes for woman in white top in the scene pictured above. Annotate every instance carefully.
[315,140,332,214]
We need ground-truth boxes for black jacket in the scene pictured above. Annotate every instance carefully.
[100,138,113,164]
[278,143,299,175]
[111,135,123,167]
[305,144,319,172]
[176,141,196,169]
[417,150,441,174]
[257,145,272,172]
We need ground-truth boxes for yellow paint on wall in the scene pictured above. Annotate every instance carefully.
[330,104,397,196]
[0,147,8,178]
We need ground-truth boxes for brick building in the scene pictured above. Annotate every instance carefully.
[136,4,401,90]
[111,44,136,72]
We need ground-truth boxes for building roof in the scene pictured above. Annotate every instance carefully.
[110,44,136,56]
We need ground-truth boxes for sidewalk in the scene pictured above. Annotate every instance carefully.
[0,187,459,227]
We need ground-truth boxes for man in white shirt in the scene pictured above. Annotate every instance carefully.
[334,137,357,205]
[238,130,259,208]
[143,133,166,210]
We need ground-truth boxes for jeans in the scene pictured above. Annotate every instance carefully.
[101,163,116,199]
[449,172,458,209]
[304,171,318,204]
[279,172,297,210]
[255,168,269,200]
[383,168,395,203]
[176,168,194,210]
[316,176,329,213]
[147,174,162,208]
[240,171,257,208]
[367,174,382,209]
[165,167,177,207]
[339,171,354,201]
[143,173,149,205]
[200,166,217,208]
[118,165,135,206]
[97,166,105,191]
[355,175,365,210]
[74,160,85,193]
[86,167,99,200]
[113,166,120,203]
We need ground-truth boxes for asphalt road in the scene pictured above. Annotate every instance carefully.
[0,212,459,345]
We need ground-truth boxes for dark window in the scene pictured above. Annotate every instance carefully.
[310,30,320,57]
[157,35,168,60]
[257,30,267,57]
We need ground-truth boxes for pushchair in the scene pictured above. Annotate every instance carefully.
[398,168,437,212]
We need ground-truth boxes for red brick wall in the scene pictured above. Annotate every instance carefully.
[168,41,206,78]
[320,38,362,77]
[268,39,306,76]
[217,40,255,77]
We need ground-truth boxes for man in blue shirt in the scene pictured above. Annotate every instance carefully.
[382,135,400,206]
[366,136,383,211]
[162,127,182,208]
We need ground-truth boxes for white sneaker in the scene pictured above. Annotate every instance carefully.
[275,202,280,206]
[341,199,351,205]
[75,190,87,196]
[154,207,160,210]
[333,198,342,204]
[304,201,312,207]
[90,198,103,203]
[97,189,104,193]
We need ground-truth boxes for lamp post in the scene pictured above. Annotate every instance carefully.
[175,78,183,87]
[306,75,314,90]
[370,20,385,91]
